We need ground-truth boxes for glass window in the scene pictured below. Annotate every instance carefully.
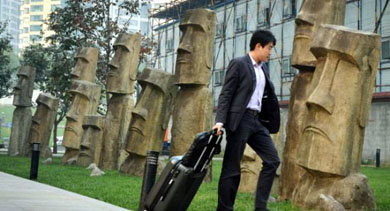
[30,35,41,42]
[24,0,29,4]
[258,6,270,27]
[51,4,60,12]
[30,25,42,32]
[24,8,29,14]
[31,5,43,12]
[23,27,28,33]
[213,70,225,87]
[382,40,390,60]
[30,15,43,21]
[31,0,43,2]
[235,16,247,33]
[166,39,174,53]
[283,0,296,19]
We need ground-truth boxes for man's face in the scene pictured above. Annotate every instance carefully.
[257,43,273,62]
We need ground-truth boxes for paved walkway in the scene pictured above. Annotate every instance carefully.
[0,171,129,211]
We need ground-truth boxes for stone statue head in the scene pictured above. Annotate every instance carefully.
[126,68,175,156]
[107,33,141,94]
[13,66,36,107]
[298,25,380,176]
[63,80,101,149]
[78,115,104,166]
[71,47,98,82]
[175,9,216,85]
[30,93,59,143]
[291,0,345,70]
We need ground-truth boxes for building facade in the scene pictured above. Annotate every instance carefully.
[0,0,21,53]
[18,0,64,50]
[150,0,390,165]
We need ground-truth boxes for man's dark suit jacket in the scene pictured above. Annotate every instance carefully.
[215,54,280,134]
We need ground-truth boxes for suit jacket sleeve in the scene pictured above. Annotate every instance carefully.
[215,59,240,125]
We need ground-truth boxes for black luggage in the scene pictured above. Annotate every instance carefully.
[144,130,223,211]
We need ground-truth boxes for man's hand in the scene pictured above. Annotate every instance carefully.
[212,123,223,136]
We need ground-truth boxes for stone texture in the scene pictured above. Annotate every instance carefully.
[107,33,141,94]
[170,10,216,169]
[12,66,36,107]
[71,47,98,82]
[8,107,32,156]
[77,115,105,167]
[100,95,133,170]
[291,24,380,210]
[318,194,346,211]
[238,145,262,193]
[280,0,346,200]
[120,68,175,176]
[100,33,140,170]
[292,173,375,210]
[171,86,213,156]
[8,66,36,156]
[29,93,59,159]
[62,80,101,163]
[175,9,216,86]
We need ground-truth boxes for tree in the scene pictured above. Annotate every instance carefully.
[22,1,148,152]
[46,0,141,91]
[0,22,15,98]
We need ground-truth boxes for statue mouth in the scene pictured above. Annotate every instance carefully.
[294,34,311,40]
[303,126,332,142]
[130,127,144,136]
[65,126,79,136]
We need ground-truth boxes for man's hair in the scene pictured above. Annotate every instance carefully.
[249,30,276,50]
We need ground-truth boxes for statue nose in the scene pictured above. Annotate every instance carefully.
[306,92,335,115]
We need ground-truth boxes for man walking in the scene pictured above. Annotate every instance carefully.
[213,30,280,211]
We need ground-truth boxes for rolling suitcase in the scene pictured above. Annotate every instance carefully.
[144,130,223,211]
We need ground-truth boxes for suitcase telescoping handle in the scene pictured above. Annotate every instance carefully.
[193,130,223,173]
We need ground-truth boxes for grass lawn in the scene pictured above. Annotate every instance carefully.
[361,167,390,210]
[0,105,65,146]
[1,155,389,210]
[0,155,296,210]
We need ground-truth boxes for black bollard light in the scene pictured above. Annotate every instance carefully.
[376,148,381,168]
[138,150,159,211]
[30,143,40,180]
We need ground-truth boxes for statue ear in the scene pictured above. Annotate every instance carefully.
[358,55,375,128]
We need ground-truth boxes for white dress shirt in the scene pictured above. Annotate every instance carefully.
[215,54,266,127]
[246,54,266,112]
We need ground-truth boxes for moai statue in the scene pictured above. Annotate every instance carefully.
[100,33,140,170]
[8,66,36,156]
[29,93,59,159]
[279,0,346,200]
[71,47,98,82]
[291,24,380,210]
[77,115,105,167]
[238,145,263,193]
[120,68,176,176]
[62,81,101,164]
[170,9,216,160]
[238,130,284,195]
[62,47,100,164]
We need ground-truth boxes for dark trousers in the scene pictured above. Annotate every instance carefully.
[217,111,280,211]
